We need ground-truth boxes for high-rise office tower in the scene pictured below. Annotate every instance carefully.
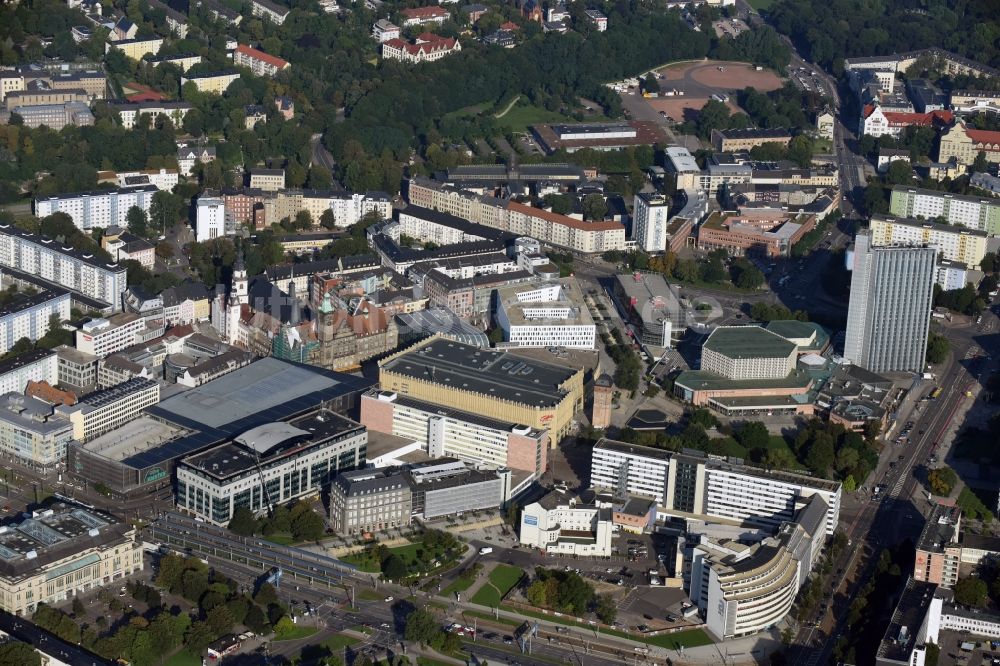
[844,231,937,373]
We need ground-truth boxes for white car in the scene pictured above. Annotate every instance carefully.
[384,596,394,602]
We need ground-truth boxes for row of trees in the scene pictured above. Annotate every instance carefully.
[228,500,326,542]
[525,568,617,624]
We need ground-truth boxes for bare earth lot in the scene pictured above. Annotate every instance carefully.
[644,60,784,122]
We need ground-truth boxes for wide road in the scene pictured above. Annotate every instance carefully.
[788,320,997,666]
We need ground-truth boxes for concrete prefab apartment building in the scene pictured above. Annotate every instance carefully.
[0,289,71,355]
[360,389,548,475]
[590,439,842,534]
[889,186,1000,235]
[0,225,127,312]
[377,336,584,442]
[700,326,798,380]
[870,215,988,269]
[0,350,58,396]
[176,411,367,525]
[33,185,156,231]
[632,192,672,252]
[0,506,142,616]
[844,232,936,373]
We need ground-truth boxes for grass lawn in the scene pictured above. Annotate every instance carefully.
[493,103,580,132]
[746,0,773,10]
[357,589,384,601]
[274,625,319,642]
[165,652,202,666]
[441,575,476,597]
[264,534,296,546]
[462,610,520,627]
[470,564,524,606]
[343,540,461,577]
[323,633,361,651]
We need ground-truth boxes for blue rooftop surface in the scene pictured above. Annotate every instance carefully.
[130,358,373,469]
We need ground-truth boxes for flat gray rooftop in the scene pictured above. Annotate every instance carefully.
[381,338,578,408]
[151,358,357,430]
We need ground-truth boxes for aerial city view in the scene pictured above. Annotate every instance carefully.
[0,0,999,664]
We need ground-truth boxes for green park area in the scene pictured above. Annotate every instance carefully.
[470,564,525,606]
[342,530,464,580]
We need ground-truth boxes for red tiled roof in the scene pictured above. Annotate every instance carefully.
[506,200,623,231]
[25,380,77,406]
[384,33,458,55]
[965,125,1000,147]
[401,5,449,18]
[235,44,289,70]
[500,21,519,30]
[865,105,953,127]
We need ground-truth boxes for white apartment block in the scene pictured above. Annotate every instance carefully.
[703,466,841,535]
[233,44,290,77]
[320,192,391,227]
[0,224,128,311]
[396,207,495,245]
[55,377,160,442]
[75,314,145,357]
[890,186,1000,235]
[633,192,672,252]
[116,168,179,191]
[250,0,290,24]
[0,350,58,396]
[372,19,400,42]
[870,215,988,269]
[196,196,226,242]
[0,290,71,354]
[590,439,842,535]
[33,185,156,231]
[495,279,596,349]
[107,101,193,130]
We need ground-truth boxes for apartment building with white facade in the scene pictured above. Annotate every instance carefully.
[106,101,193,130]
[233,44,290,77]
[196,196,226,241]
[691,495,828,639]
[869,214,988,269]
[0,224,128,311]
[0,290,71,354]
[494,278,596,349]
[632,192,672,252]
[34,185,156,231]
[889,186,1000,235]
[75,313,146,357]
[590,439,842,535]
[0,350,58,396]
